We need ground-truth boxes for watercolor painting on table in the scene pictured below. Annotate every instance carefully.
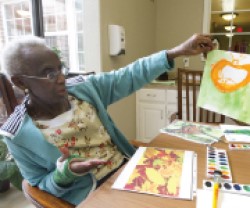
[197,50,250,124]
[112,147,197,200]
[160,120,223,145]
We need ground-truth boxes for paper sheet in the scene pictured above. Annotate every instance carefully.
[198,50,250,124]
[196,189,250,208]
[220,124,250,143]
[112,147,197,200]
[160,120,223,145]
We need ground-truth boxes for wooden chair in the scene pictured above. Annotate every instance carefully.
[171,68,225,124]
[22,180,75,208]
[0,74,18,118]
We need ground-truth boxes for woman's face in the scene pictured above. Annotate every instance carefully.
[17,47,68,105]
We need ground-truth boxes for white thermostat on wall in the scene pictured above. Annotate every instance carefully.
[108,24,125,56]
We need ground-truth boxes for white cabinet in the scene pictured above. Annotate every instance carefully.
[166,89,178,122]
[136,88,177,142]
[137,103,165,142]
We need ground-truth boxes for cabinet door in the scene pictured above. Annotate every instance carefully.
[166,89,177,124]
[137,102,165,142]
[166,104,177,125]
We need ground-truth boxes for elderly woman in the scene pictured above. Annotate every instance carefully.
[0,34,213,205]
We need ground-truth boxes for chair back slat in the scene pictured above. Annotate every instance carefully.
[185,74,190,120]
[199,107,203,121]
[177,68,225,124]
[177,69,183,120]
[192,74,197,121]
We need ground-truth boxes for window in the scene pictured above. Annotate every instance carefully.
[0,0,101,73]
[203,0,250,52]
[0,0,33,43]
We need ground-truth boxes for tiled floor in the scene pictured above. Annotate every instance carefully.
[0,185,35,208]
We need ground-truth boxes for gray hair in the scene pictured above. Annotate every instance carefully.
[1,36,49,78]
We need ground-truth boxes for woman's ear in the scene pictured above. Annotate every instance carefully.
[10,75,26,91]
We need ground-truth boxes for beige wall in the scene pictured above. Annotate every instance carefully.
[100,0,205,140]
[156,0,205,78]
[100,0,156,140]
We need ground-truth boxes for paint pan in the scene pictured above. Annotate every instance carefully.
[206,146,232,182]
[229,143,250,150]
[203,180,250,196]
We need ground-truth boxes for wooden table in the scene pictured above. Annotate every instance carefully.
[77,133,250,208]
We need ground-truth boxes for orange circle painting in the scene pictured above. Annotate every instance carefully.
[211,59,250,93]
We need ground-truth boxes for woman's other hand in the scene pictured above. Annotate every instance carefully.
[59,146,108,174]
[167,33,214,60]
[69,158,108,174]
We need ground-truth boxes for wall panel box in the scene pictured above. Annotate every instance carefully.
[108,24,125,56]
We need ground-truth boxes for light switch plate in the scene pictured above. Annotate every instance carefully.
[183,57,189,67]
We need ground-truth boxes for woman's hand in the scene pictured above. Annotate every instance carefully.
[59,147,108,174]
[167,33,214,60]
[70,158,108,174]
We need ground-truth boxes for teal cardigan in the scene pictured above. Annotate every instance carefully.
[2,50,174,205]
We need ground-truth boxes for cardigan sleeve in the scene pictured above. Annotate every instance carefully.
[89,50,174,107]
[4,137,93,200]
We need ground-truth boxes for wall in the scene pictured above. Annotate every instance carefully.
[155,0,205,79]
[100,0,156,140]
[100,0,206,140]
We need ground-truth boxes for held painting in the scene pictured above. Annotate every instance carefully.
[198,50,250,124]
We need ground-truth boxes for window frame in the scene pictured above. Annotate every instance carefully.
[81,0,101,74]
[0,0,102,74]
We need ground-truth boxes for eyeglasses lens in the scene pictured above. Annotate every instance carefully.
[47,71,60,80]
[47,67,68,81]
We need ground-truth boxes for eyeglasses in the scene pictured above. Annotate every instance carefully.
[19,67,69,82]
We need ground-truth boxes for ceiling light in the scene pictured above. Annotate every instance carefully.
[226,33,234,37]
[221,13,238,21]
[16,10,30,18]
[224,25,236,31]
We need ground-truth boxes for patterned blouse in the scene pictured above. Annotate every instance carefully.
[34,96,124,180]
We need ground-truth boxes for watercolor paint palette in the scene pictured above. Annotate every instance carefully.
[229,143,250,150]
[206,146,232,182]
[203,180,250,196]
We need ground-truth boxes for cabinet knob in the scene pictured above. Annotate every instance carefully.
[146,93,156,97]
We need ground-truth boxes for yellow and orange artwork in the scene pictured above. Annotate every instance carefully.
[124,147,184,197]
